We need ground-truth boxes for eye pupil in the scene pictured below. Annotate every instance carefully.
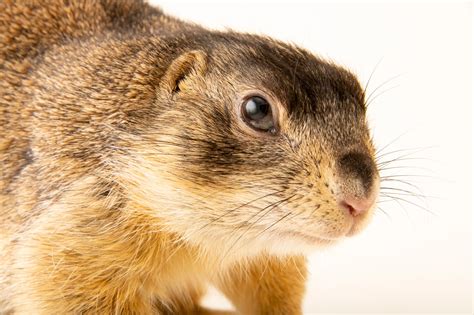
[245,96,269,120]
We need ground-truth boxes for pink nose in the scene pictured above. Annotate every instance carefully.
[339,192,378,217]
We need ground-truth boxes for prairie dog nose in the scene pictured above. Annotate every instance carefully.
[339,187,378,216]
[336,151,379,216]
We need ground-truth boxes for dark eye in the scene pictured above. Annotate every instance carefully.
[241,96,276,133]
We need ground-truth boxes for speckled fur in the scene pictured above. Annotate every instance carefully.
[0,1,378,314]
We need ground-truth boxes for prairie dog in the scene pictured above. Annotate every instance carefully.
[0,1,379,314]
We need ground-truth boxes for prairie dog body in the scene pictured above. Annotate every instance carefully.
[0,1,379,314]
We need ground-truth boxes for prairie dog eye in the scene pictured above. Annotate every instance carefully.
[241,95,277,133]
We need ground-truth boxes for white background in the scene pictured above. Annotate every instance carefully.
[151,1,472,313]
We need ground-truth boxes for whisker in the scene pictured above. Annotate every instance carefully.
[376,146,436,162]
[377,157,434,168]
[365,74,402,106]
[379,197,411,219]
[365,73,401,101]
[365,84,400,108]
[378,165,435,173]
[220,194,297,262]
[380,186,426,200]
[375,131,411,156]
[380,194,435,215]
[376,206,391,220]
[380,175,445,184]
[199,188,287,231]
[255,211,295,239]
[379,192,427,211]
[376,147,435,164]
[380,180,425,195]
[363,57,384,98]
[239,194,297,237]
[379,190,439,200]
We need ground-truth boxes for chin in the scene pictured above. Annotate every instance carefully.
[260,231,342,257]
[264,215,376,256]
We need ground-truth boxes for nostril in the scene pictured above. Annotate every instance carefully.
[339,201,357,216]
[339,200,364,217]
[340,201,359,216]
[339,193,377,217]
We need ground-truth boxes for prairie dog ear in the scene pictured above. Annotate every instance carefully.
[161,50,207,94]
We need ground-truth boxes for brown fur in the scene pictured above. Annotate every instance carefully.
[0,1,379,314]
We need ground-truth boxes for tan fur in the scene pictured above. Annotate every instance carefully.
[0,1,379,314]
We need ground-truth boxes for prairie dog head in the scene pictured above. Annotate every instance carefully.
[119,32,380,259]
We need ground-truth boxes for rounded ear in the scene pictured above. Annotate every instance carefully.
[161,50,207,95]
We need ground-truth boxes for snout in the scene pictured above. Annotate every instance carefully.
[336,151,379,217]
